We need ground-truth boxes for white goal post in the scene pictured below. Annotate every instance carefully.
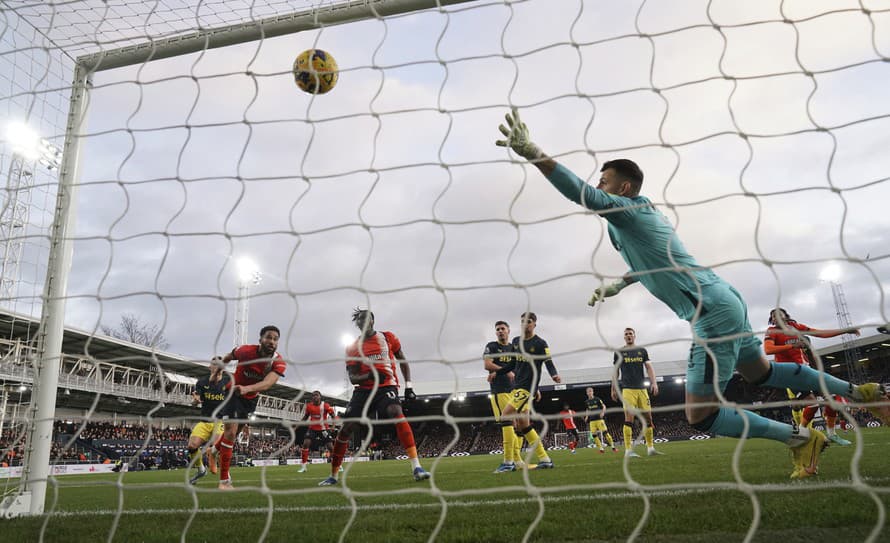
[3,0,479,518]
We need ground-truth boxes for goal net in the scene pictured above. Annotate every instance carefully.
[1,0,889,540]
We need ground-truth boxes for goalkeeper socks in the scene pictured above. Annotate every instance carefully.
[761,362,853,398]
[644,426,654,448]
[623,423,633,450]
[301,447,309,465]
[218,437,234,481]
[700,407,795,444]
[501,424,516,462]
[331,437,349,475]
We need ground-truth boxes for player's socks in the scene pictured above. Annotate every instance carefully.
[518,426,549,462]
[188,447,204,469]
[693,407,805,446]
[501,423,516,462]
[513,434,523,463]
[760,362,853,398]
[217,437,234,482]
[622,423,633,450]
[791,408,803,426]
[644,426,654,448]
[330,437,349,476]
[395,419,423,470]
[301,448,310,465]
[594,436,603,450]
[568,440,576,452]
[606,434,615,449]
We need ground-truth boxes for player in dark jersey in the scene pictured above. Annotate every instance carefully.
[297,390,337,473]
[319,309,430,486]
[765,308,860,446]
[585,387,617,453]
[500,312,561,469]
[612,328,662,458]
[212,325,286,490]
[483,320,522,473]
[187,359,231,484]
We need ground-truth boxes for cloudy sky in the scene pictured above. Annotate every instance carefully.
[5,0,890,397]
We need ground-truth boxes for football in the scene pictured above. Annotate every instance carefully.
[293,48,338,95]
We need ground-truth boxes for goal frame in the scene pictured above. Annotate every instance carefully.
[2,0,479,518]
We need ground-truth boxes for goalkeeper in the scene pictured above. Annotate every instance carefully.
[496,108,890,478]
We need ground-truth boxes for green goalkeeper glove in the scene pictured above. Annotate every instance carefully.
[496,107,544,161]
[588,279,628,307]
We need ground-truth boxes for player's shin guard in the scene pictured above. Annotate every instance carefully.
[692,407,797,445]
[644,426,654,448]
[395,418,422,470]
[623,423,633,450]
[760,362,853,398]
[500,423,516,462]
[217,437,234,481]
[801,406,818,428]
[301,447,310,465]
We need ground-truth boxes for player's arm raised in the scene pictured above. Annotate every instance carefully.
[588,274,638,307]
[395,348,417,401]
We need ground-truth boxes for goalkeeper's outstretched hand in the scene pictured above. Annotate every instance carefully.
[496,107,543,161]
[587,280,626,307]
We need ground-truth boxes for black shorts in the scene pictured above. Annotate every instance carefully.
[305,429,333,448]
[567,428,579,439]
[218,394,258,421]
[344,386,402,420]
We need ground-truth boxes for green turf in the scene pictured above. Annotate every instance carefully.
[4,428,889,542]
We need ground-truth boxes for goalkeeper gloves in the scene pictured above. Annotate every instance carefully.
[404,387,417,401]
[496,107,544,161]
[588,279,628,307]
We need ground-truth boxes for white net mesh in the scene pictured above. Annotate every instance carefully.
[1,0,890,540]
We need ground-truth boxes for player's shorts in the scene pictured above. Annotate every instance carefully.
[620,388,650,411]
[589,419,608,433]
[566,428,579,439]
[489,392,512,421]
[685,281,762,396]
[506,388,532,413]
[190,421,224,442]
[344,386,402,420]
[304,429,333,448]
[218,394,259,422]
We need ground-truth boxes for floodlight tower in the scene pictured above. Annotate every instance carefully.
[234,257,261,347]
[820,263,867,383]
[0,122,62,302]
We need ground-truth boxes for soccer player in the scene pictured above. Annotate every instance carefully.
[213,325,286,490]
[612,328,663,457]
[500,312,562,469]
[585,387,617,453]
[483,320,524,473]
[765,308,859,446]
[186,358,230,484]
[297,390,337,473]
[319,308,430,486]
[559,403,580,454]
[495,108,890,478]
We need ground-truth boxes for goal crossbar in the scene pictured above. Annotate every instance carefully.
[77,0,480,72]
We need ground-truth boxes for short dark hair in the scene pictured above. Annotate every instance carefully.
[602,159,644,194]
[769,308,792,326]
[624,327,635,333]
[352,307,374,329]
[521,312,537,322]
[495,320,509,328]
[259,325,280,337]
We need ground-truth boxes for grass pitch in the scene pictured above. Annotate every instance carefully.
[4,428,889,542]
